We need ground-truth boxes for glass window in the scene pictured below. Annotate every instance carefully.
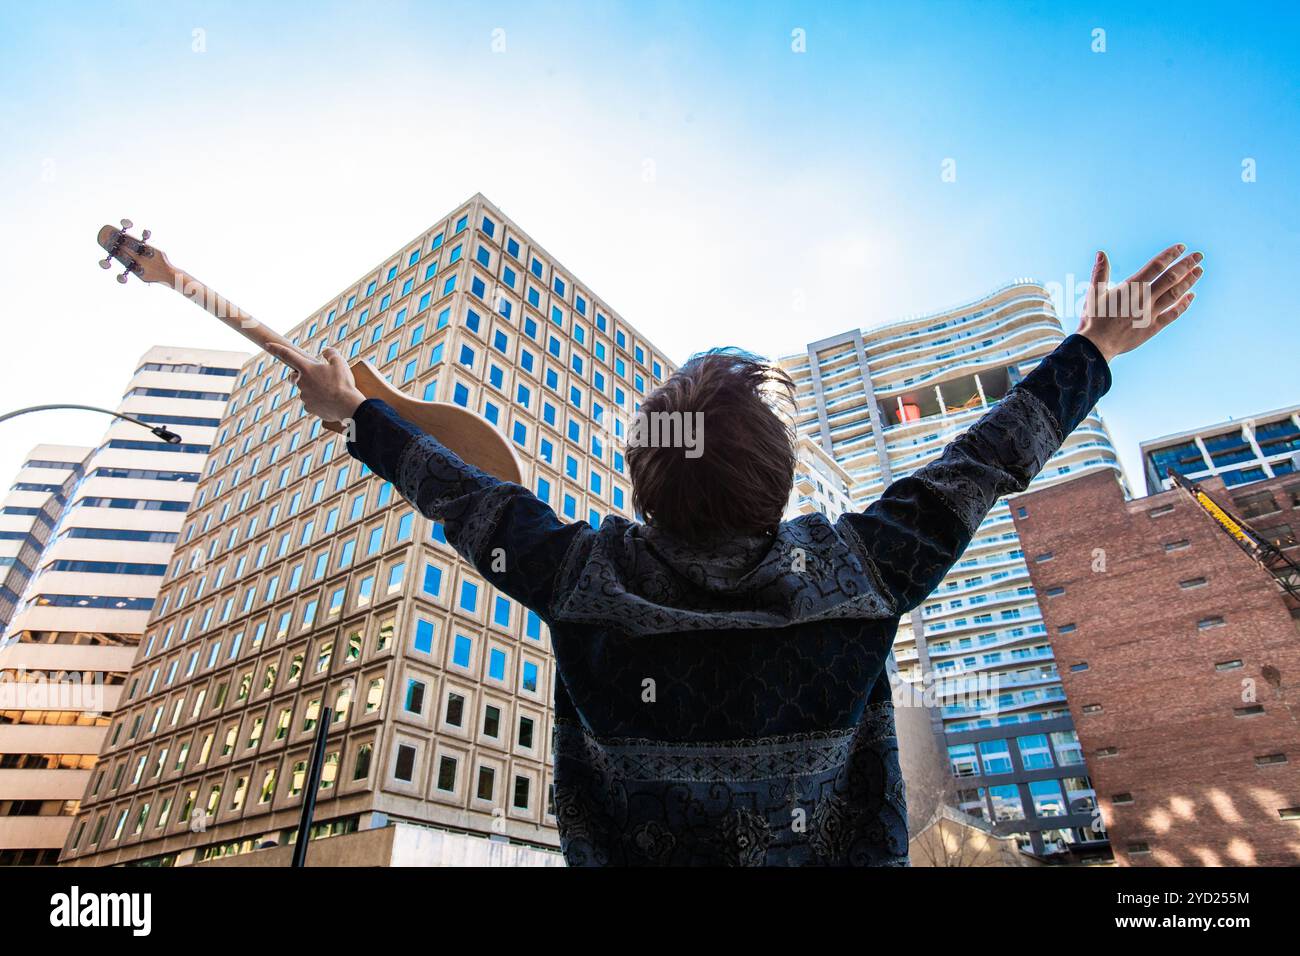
[1017,734,1054,770]
[947,743,978,777]
[1029,779,1066,817]
[453,634,472,669]
[413,618,435,655]
[394,744,415,782]
[978,739,1013,775]
[404,679,426,714]
[987,784,1024,821]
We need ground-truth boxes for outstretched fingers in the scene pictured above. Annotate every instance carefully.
[1129,243,1186,284]
[1153,260,1204,313]
[1156,291,1195,327]
[1151,251,1204,299]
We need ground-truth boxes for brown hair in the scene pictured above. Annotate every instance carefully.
[627,348,796,541]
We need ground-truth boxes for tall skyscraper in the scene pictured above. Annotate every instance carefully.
[1139,403,1300,495]
[0,346,246,865]
[780,280,1121,858]
[60,195,675,866]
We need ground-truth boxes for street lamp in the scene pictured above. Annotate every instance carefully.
[0,404,182,443]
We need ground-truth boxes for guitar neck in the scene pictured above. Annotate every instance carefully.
[170,268,311,365]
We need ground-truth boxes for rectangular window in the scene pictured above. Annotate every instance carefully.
[437,755,457,791]
[413,618,435,655]
[453,634,472,669]
[459,580,479,613]
[445,693,464,727]
[404,679,426,714]
[394,744,416,782]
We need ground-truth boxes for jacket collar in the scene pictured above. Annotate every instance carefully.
[551,513,896,636]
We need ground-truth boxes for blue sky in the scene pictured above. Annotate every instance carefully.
[0,1,1297,488]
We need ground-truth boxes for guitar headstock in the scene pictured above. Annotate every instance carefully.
[96,219,177,285]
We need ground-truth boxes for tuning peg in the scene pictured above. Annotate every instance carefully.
[117,269,130,284]
[120,218,133,230]
[141,229,151,241]
[99,258,113,270]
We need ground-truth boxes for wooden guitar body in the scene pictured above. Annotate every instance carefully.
[96,222,523,484]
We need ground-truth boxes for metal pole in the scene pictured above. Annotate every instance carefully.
[0,403,182,443]
[291,705,333,867]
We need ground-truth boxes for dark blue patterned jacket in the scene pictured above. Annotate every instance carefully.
[346,334,1111,866]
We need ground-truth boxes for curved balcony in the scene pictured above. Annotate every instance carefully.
[871,324,1064,396]
[861,279,1048,350]
[868,298,1060,368]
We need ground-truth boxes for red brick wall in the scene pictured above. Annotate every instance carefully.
[1011,470,1300,866]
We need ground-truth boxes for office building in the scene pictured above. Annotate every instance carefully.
[0,347,245,865]
[780,280,1121,857]
[1011,468,1300,865]
[1139,403,1300,496]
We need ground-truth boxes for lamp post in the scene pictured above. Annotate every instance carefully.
[0,404,183,443]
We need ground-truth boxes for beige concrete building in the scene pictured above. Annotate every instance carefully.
[61,195,675,866]
[1,445,90,634]
[0,347,247,865]
[785,435,856,520]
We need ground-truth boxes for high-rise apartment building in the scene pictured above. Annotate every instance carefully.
[60,195,675,866]
[785,435,856,520]
[1011,468,1300,865]
[780,280,1121,858]
[0,445,90,634]
[1139,403,1300,496]
[0,347,246,865]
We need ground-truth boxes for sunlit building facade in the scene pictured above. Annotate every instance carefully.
[0,445,89,635]
[780,280,1122,858]
[1139,403,1300,496]
[61,194,674,866]
[0,347,245,865]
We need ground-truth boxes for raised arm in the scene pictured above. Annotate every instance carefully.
[837,243,1204,614]
[266,343,588,616]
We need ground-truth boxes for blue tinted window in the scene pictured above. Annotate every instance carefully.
[459,580,478,613]
[414,619,435,654]
[422,563,442,596]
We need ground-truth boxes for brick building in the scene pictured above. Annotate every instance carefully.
[1010,469,1300,866]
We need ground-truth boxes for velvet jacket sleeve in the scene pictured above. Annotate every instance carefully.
[836,333,1112,615]
[345,399,589,618]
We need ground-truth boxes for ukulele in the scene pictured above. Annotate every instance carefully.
[95,220,524,484]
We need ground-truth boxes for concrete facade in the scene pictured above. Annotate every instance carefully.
[0,347,248,865]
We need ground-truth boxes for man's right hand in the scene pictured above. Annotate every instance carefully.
[266,343,367,424]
